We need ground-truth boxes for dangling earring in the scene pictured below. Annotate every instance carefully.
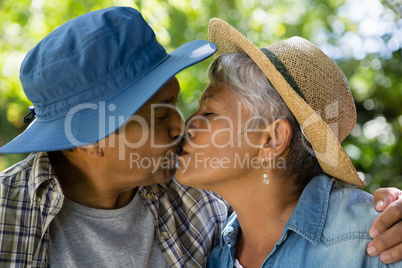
[263,157,269,185]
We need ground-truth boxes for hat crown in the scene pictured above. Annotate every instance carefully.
[20,6,167,121]
[267,37,356,142]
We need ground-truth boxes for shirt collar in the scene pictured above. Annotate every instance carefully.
[220,211,240,247]
[284,174,334,245]
[221,174,334,246]
[28,152,62,203]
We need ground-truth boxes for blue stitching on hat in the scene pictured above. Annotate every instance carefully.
[22,31,116,73]
[22,8,139,73]
[40,39,165,105]
[34,46,171,123]
[19,7,172,122]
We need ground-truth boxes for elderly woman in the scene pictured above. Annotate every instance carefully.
[175,18,402,267]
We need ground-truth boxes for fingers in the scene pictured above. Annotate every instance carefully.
[367,187,402,264]
[373,187,401,212]
[380,244,402,264]
[367,221,402,264]
[367,220,402,254]
[370,197,402,239]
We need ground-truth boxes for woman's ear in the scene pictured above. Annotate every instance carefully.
[259,119,293,161]
[76,142,104,158]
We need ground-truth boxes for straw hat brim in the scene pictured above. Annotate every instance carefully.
[208,18,364,187]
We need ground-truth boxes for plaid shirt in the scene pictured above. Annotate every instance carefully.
[0,152,228,268]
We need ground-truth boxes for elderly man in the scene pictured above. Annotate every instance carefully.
[0,6,401,268]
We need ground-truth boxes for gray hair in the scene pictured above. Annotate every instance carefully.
[208,53,321,189]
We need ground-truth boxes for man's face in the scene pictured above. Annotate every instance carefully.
[101,77,183,187]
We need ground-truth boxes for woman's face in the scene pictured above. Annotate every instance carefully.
[175,82,263,191]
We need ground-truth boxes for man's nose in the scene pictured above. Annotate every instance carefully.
[169,108,185,140]
[185,115,199,139]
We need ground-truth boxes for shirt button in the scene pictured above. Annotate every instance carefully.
[37,197,42,203]
[283,233,288,241]
[161,231,170,240]
[146,193,155,200]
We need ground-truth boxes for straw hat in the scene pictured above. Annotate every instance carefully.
[208,18,364,187]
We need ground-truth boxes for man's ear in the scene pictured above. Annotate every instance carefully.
[258,119,293,161]
[76,142,104,158]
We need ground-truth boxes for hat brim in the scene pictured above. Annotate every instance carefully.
[0,40,217,154]
[208,18,364,187]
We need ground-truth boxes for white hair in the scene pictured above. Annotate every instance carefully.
[208,52,290,128]
[208,52,321,189]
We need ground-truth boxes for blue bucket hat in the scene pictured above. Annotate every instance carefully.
[0,6,217,154]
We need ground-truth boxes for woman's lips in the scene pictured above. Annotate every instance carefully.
[178,146,189,157]
[179,149,188,157]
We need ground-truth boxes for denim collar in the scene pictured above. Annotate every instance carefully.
[284,174,334,245]
[222,174,335,247]
[222,212,241,245]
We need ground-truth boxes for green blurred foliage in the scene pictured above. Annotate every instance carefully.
[0,0,401,191]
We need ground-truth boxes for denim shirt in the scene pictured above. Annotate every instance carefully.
[209,174,402,268]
